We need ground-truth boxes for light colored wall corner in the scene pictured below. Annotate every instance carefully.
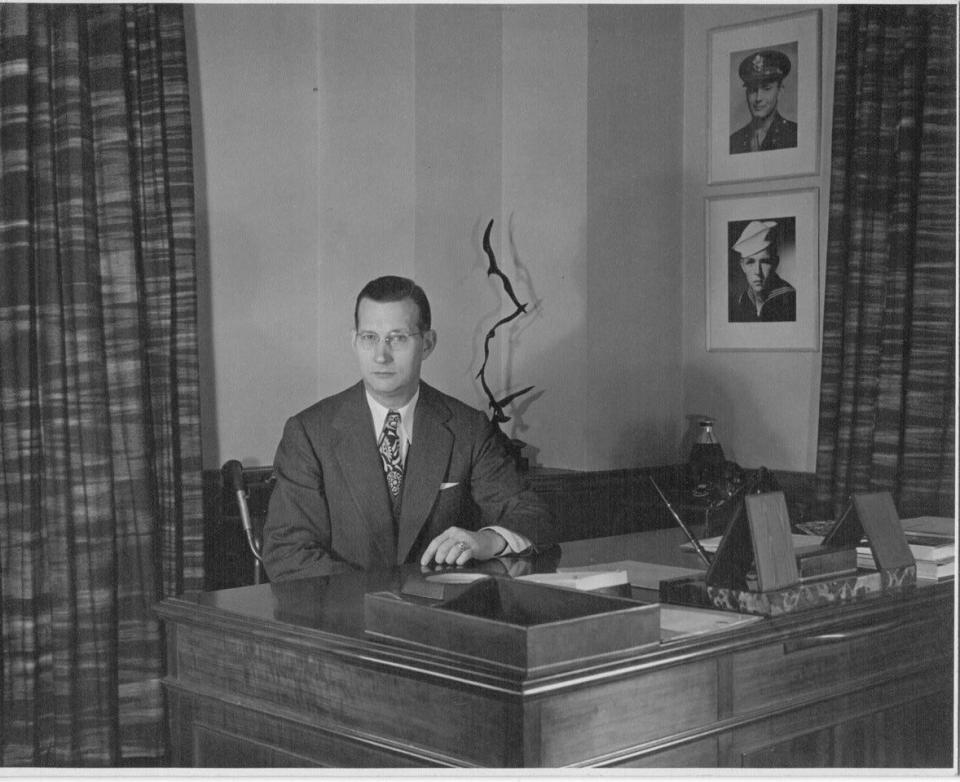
[192,4,322,469]
[585,4,686,469]
[500,5,589,470]
[680,5,837,473]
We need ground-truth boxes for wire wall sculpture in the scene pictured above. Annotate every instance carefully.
[476,218,535,467]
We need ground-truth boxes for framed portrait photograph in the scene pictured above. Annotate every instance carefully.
[708,10,821,184]
[706,188,819,351]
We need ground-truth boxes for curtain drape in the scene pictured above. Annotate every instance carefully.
[815,5,956,520]
[0,4,202,764]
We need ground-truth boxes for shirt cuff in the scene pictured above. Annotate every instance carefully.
[481,525,533,556]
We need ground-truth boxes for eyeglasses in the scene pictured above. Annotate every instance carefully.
[355,331,422,351]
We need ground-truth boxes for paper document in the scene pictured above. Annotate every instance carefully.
[682,533,822,554]
[659,605,761,640]
[556,561,705,590]
[517,570,628,591]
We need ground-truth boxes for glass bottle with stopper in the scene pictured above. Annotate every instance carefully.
[688,418,725,494]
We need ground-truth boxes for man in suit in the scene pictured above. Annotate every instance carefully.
[729,49,798,154]
[262,275,554,581]
[728,220,796,322]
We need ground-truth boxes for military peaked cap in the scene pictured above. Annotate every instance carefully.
[738,49,791,86]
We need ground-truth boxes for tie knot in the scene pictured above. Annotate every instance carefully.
[384,410,400,431]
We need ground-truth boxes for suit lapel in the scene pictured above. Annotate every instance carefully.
[331,383,396,564]
[396,384,453,563]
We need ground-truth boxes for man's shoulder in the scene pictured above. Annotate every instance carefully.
[289,383,364,424]
[768,113,798,146]
[774,112,798,131]
[418,382,488,425]
[769,272,796,294]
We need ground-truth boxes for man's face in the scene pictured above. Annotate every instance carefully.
[745,80,782,121]
[739,249,776,294]
[354,296,435,408]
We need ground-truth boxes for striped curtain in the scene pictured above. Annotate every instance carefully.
[816,5,956,519]
[0,4,202,764]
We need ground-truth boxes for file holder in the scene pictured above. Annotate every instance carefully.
[660,490,916,616]
[365,576,660,676]
[821,491,916,571]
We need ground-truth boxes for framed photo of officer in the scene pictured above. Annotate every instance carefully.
[708,11,821,184]
[705,188,819,351]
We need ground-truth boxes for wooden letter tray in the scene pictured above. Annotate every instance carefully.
[364,575,659,675]
[660,491,917,616]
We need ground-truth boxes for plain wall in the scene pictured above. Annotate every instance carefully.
[189,4,834,475]
[586,5,685,468]
[190,4,686,471]
[189,5,323,468]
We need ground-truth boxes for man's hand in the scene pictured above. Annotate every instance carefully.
[419,526,507,567]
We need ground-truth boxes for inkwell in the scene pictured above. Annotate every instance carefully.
[688,418,725,497]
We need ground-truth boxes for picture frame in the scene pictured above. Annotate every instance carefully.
[708,10,821,184]
[706,188,819,351]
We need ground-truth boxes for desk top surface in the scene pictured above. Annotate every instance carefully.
[178,529,703,638]
[159,528,950,650]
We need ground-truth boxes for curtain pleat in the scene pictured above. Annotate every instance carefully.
[815,5,956,519]
[0,3,201,764]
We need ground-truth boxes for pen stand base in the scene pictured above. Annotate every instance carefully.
[659,565,917,617]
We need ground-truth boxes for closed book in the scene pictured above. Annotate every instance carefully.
[916,558,955,582]
[900,516,955,539]
[901,534,954,562]
[858,539,953,568]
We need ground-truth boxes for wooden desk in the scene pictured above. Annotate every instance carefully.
[157,528,954,768]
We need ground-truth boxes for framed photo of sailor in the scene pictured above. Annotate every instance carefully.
[706,188,819,351]
[707,10,821,184]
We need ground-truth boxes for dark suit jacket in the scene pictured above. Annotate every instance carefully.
[729,111,798,154]
[262,381,555,580]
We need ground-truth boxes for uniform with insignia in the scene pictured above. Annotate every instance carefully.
[729,49,798,154]
[728,220,797,323]
[730,111,798,154]
[729,274,796,322]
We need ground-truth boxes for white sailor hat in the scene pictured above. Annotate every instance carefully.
[732,220,778,257]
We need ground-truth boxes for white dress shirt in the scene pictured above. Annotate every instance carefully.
[365,389,532,555]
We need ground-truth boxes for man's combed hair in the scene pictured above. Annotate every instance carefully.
[355,276,432,332]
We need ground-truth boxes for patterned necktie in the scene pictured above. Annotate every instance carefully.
[378,410,403,518]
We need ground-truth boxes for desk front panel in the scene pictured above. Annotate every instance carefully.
[159,529,955,768]
[729,595,953,715]
[168,622,521,766]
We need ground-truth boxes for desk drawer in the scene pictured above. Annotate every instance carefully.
[730,612,951,715]
[535,659,718,766]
